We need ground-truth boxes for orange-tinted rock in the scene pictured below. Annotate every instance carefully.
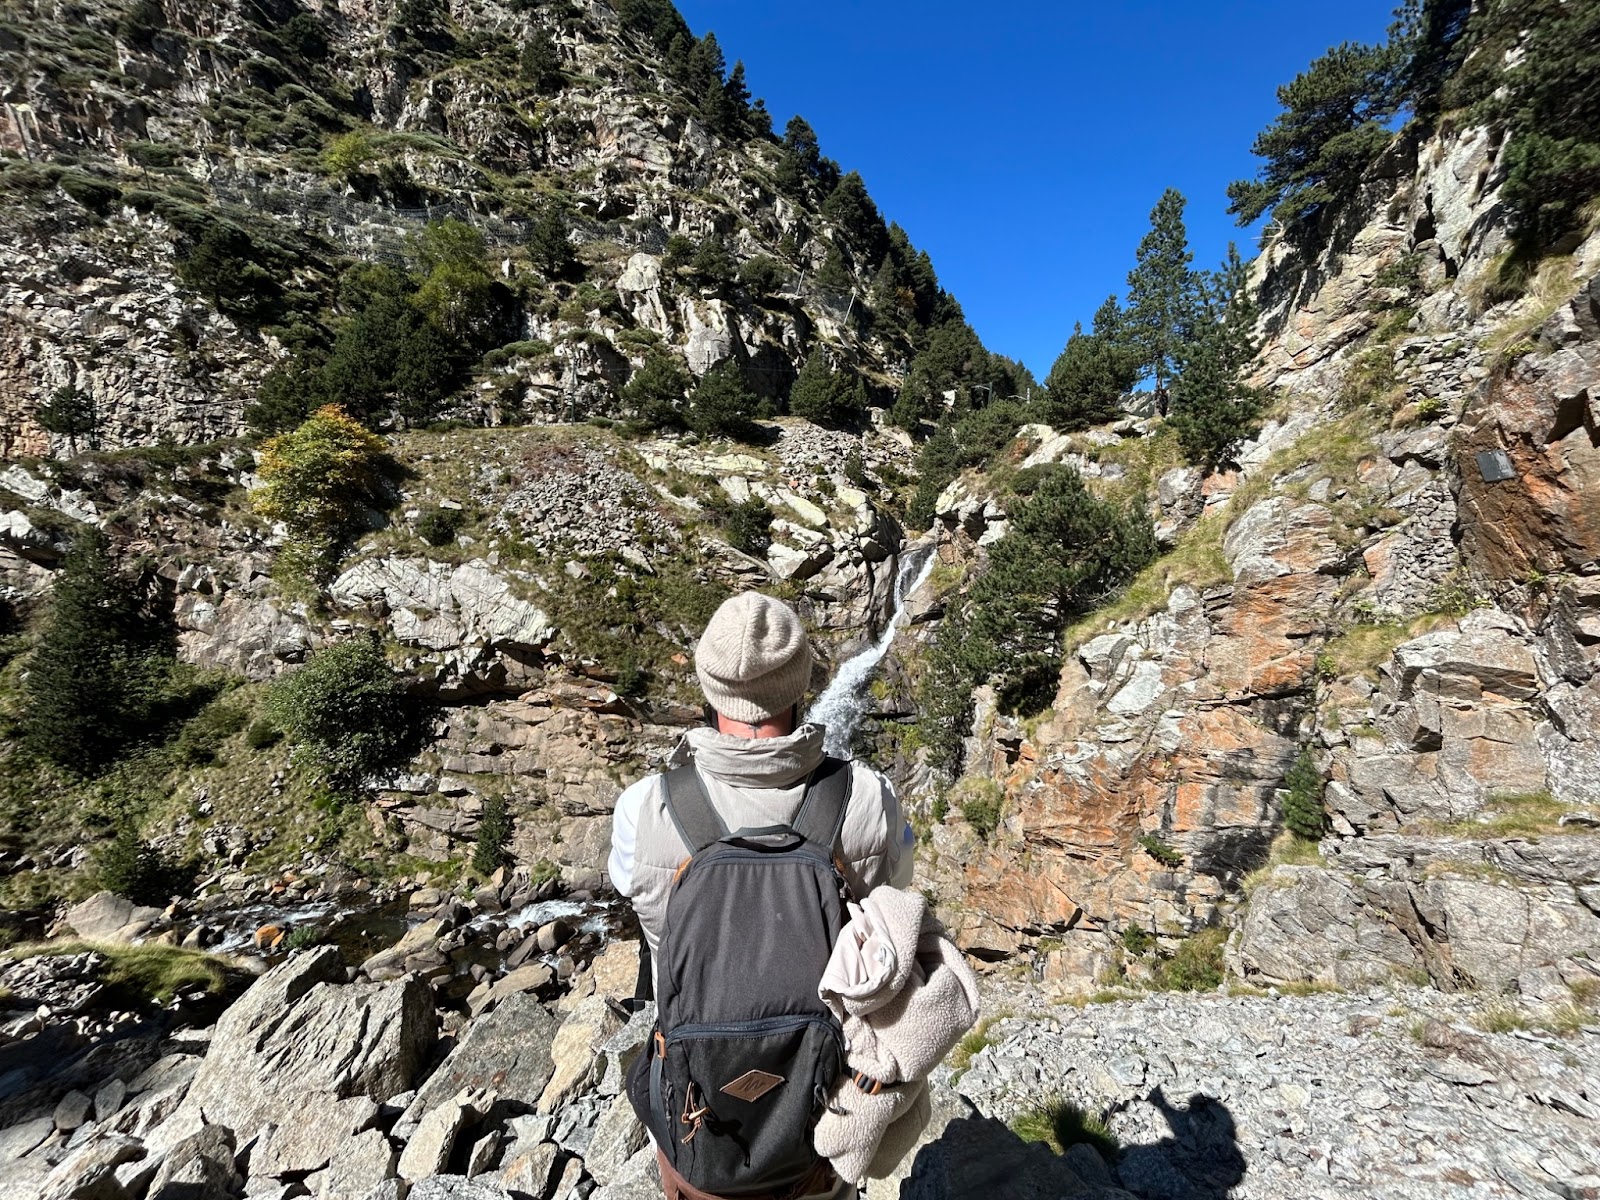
[1457,289,1600,580]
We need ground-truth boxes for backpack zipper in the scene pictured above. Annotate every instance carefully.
[666,1014,842,1045]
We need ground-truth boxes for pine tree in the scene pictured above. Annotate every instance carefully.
[1225,41,1403,229]
[687,361,760,441]
[685,31,725,98]
[775,116,821,195]
[1038,296,1141,430]
[20,528,172,772]
[787,350,864,429]
[1125,189,1202,399]
[1168,244,1267,471]
[714,61,752,137]
[1498,0,1600,255]
[690,234,735,288]
[622,352,690,429]
[527,206,575,279]
[821,171,887,265]
[36,385,97,454]
[520,28,562,90]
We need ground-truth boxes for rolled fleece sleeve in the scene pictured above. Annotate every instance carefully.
[607,776,653,898]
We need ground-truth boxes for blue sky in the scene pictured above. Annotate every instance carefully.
[672,0,1397,379]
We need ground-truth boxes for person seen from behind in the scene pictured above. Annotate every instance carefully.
[608,591,914,1200]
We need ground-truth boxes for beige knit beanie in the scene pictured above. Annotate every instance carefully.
[694,592,813,724]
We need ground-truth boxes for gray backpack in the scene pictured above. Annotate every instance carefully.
[626,757,852,1195]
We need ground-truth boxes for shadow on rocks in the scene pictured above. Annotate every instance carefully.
[898,1087,1245,1200]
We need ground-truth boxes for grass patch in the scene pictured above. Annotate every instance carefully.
[1061,512,1229,652]
[1010,1096,1121,1160]
[1430,792,1575,837]
[949,1013,1007,1073]
[6,940,235,1005]
[1243,832,1325,894]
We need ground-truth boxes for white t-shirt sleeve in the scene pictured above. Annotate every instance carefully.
[607,776,654,898]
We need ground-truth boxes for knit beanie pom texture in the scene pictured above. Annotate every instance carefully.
[694,592,814,724]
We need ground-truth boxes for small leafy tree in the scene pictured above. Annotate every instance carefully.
[96,826,192,905]
[20,528,173,772]
[411,219,500,348]
[36,385,97,454]
[321,130,376,180]
[251,405,391,587]
[266,635,424,794]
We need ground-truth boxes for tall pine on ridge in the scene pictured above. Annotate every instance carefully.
[1125,189,1202,401]
[1169,244,1266,470]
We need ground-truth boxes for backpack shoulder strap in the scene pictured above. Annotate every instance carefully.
[661,764,727,854]
[789,756,852,852]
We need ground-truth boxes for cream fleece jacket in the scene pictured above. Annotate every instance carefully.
[813,886,981,1183]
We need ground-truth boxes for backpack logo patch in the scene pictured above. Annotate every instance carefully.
[721,1070,785,1103]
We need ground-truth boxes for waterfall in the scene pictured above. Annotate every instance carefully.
[811,545,937,758]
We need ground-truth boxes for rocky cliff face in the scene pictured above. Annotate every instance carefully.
[885,119,1600,1003]
[0,0,924,455]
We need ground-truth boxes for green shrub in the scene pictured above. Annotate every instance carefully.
[739,254,787,298]
[956,778,1004,840]
[178,224,283,325]
[718,498,773,557]
[283,925,324,951]
[1156,928,1227,992]
[1120,925,1153,956]
[1138,833,1184,868]
[172,702,248,765]
[1281,748,1327,841]
[472,793,512,876]
[245,719,283,750]
[265,635,426,793]
[95,827,193,906]
[417,506,465,546]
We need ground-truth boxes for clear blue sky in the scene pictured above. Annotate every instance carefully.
[673,0,1397,379]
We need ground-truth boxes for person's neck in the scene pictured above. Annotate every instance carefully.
[714,711,795,740]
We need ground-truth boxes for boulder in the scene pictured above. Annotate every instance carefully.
[585,1094,645,1186]
[164,948,433,1152]
[147,1125,238,1200]
[408,1178,513,1200]
[537,994,622,1114]
[313,1128,398,1200]
[253,1094,379,1176]
[404,991,560,1120]
[399,1089,494,1182]
[61,893,163,943]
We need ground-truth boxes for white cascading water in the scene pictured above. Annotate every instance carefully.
[811,545,937,758]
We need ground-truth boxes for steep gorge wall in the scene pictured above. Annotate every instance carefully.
[893,121,1600,993]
